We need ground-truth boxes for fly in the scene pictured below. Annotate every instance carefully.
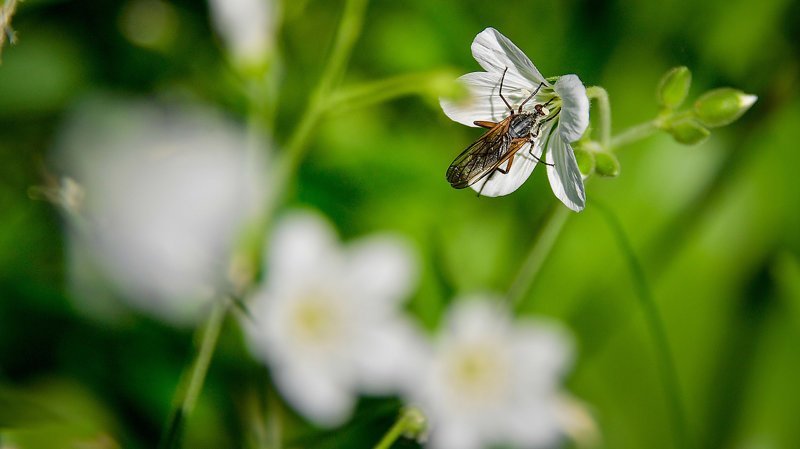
[445,67,554,192]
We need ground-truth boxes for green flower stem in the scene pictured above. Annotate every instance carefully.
[507,205,571,308]
[372,408,425,449]
[326,70,452,112]
[586,86,611,150]
[609,120,660,150]
[266,0,368,214]
[159,299,229,449]
[593,201,692,449]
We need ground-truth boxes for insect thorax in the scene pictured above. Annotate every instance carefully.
[508,113,536,139]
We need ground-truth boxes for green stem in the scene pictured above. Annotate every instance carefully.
[327,70,450,112]
[267,0,368,213]
[159,300,229,449]
[372,408,425,449]
[507,205,571,308]
[593,201,692,449]
[609,120,660,151]
[586,86,611,150]
[372,417,407,449]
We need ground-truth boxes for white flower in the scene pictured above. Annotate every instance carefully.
[410,296,574,449]
[441,27,590,211]
[208,0,277,68]
[245,211,423,426]
[54,96,264,325]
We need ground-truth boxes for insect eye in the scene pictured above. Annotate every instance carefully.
[540,106,550,116]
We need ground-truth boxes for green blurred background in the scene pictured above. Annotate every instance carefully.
[1,0,799,447]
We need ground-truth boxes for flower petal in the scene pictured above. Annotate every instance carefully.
[554,75,589,142]
[469,140,542,197]
[268,211,339,293]
[344,235,417,309]
[471,27,548,87]
[272,364,355,427]
[546,131,586,211]
[440,72,534,126]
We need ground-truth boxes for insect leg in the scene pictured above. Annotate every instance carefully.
[473,120,497,128]
[498,67,513,112]
[528,140,554,166]
[518,82,544,112]
[476,171,498,197]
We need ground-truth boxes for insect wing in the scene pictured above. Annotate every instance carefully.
[446,118,514,188]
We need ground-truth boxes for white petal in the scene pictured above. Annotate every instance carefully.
[546,131,586,212]
[272,364,355,427]
[440,72,534,126]
[471,27,548,87]
[554,75,590,142]
[469,140,542,197]
[344,235,417,310]
[353,320,429,396]
[268,211,339,292]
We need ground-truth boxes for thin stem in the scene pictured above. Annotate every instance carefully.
[609,120,660,151]
[159,300,229,449]
[372,417,408,449]
[372,408,425,449]
[593,201,692,449]
[326,70,451,113]
[586,86,611,150]
[507,205,571,308]
[268,0,368,212]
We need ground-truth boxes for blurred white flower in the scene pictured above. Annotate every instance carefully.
[410,296,574,449]
[54,96,264,325]
[441,27,590,211]
[208,0,277,68]
[245,211,422,426]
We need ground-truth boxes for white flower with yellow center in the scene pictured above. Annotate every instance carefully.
[412,297,574,449]
[441,27,590,211]
[245,211,422,426]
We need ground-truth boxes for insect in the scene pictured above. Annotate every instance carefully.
[446,67,554,193]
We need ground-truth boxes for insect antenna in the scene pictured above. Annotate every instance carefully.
[518,82,544,112]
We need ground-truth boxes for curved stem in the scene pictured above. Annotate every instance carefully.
[267,0,369,213]
[372,408,425,449]
[609,120,660,151]
[586,86,611,150]
[507,205,571,308]
[593,201,693,449]
[326,70,452,113]
[159,299,229,449]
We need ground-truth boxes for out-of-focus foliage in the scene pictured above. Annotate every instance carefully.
[0,0,798,448]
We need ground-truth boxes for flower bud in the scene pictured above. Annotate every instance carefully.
[657,66,691,109]
[666,117,710,145]
[400,407,428,443]
[594,152,620,177]
[693,88,757,128]
[573,146,595,177]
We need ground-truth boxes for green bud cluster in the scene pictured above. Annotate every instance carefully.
[656,66,756,145]
[574,140,620,178]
